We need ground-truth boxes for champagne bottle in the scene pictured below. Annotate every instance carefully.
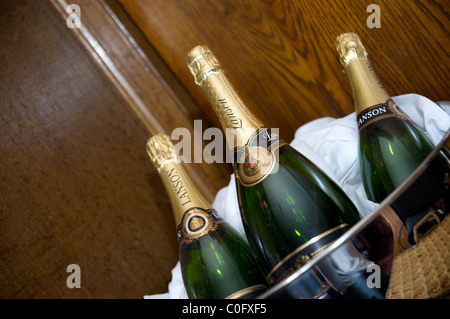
[186,46,362,289]
[334,33,435,204]
[146,134,268,299]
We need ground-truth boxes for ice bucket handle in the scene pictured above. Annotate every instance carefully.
[413,210,442,243]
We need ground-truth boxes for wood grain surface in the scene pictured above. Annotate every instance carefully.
[119,0,449,142]
[49,0,232,204]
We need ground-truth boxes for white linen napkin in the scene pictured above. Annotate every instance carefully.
[145,94,450,299]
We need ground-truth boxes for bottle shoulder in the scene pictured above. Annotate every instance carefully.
[359,116,433,146]
[178,208,248,247]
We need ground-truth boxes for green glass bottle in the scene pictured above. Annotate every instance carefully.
[146,134,267,299]
[334,33,435,204]
[186,46,362,289]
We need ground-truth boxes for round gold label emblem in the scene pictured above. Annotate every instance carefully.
[178,208,222,245]
[237,146,275,186]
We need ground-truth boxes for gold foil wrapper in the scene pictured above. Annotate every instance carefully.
[147,134,210,226]
[186,45,263,148]
[334,33,391,114]
[146,134,180,171]
[334,32,368,67]
[186,45,222,85]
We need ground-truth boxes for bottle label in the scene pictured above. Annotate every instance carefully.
[357,99,409,131]
[225,284,268,299]
[177,207,224,246]
[266,224,349,285]
[234,128,286,187]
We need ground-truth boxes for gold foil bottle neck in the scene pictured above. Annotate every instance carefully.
[146,134,180,171]
[334,33,391,114]
[146,133,211,227]
[186,45,222,85]
[186,45,263,148]
[334,33,368,67]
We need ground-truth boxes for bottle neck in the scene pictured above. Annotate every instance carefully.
[198,70,263,149]
[344,58,391,115]
[158,160,211,227]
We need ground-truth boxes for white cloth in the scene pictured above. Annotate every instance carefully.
[144,94,450,299]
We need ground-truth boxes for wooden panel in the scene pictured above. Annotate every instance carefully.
[118,0,450,142]
[49,0,232,202]
[0,0,198,298]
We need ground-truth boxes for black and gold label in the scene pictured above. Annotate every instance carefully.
[234,128,286,187]
[177,207,224,246]
[266,224,350,285]
[357,99,409,131]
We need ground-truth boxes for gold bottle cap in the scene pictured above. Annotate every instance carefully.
[146,134,180,171]
[334,33,368,67]
[186,45,222,85]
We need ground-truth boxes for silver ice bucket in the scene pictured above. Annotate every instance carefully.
[259,129,449,299]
